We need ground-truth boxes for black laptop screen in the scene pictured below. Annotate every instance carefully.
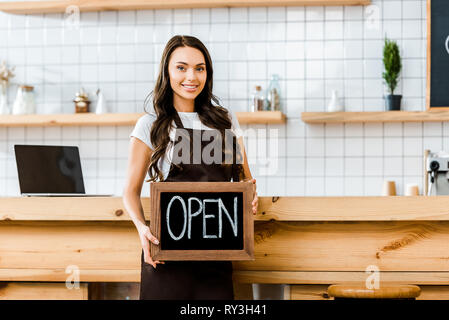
[14,145,85,194]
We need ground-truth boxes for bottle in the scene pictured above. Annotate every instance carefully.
[251,85,265,112]
[266,74,281,111]
[24,85,36,114]
[327,89,344,112]
[12,85,35,115]
[0,61,15,115]
[0,87,9,115]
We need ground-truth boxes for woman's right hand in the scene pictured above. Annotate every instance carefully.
[138,225,164,269]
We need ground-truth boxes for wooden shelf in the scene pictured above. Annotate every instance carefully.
[0,0,371,14]
[301,111,449,123]
[0,111,286,127]
[237,111,286,124]
[0,113,144,127]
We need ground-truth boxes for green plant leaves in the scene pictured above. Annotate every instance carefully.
[382,38,402,95]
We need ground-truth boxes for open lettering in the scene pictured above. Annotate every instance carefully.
[166,196,238,241]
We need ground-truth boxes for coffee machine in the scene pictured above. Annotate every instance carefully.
[426,151,449,195]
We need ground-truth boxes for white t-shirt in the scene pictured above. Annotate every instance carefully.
[130,107,242,181]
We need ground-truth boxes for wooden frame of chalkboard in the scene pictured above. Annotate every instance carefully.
[149,181,254,261]
[426,0,449,110]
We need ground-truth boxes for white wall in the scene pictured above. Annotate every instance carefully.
[0,0,435,197]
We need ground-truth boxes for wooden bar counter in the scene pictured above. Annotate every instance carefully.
[1,196,449,300]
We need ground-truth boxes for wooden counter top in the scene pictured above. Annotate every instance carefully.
[1,196,449,221]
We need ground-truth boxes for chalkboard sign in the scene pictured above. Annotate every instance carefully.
[150,182,254,261]
[427,0,449,109]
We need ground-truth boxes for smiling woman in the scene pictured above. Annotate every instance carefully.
[172,64,206,97]
[144,37,248,185]
[169,47,207,107]
[122,35,258,300]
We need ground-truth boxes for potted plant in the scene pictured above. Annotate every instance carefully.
[382,38,402,111]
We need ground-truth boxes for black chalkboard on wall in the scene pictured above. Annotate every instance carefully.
[427,0,449,109]
[150,182,254,261]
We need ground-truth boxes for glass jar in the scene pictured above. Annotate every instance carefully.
[251,85,265,112]
[12,85,35,115]
[73,87,90,113]
[266,74,281,111]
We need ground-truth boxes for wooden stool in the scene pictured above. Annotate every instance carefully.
[327,284,421,300]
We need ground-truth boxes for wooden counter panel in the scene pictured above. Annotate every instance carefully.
[0,282,88,300]
[0,221,140,270]
[287,284,449,300]
[288,285,331,300]
[257,196,449,221]
[416,286,449,300]
[1,221,449,281]
[0,268,140,282]
[232,271,449,285]
[3,196,449,222]
[0,197,151,221]
[3,269,449,285]
[234,221,449,272]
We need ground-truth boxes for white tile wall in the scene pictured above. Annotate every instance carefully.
[0,0,434,197]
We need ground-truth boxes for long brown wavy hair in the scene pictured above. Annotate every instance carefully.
[144,35,243,182]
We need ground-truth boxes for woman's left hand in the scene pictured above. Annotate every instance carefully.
[244,178,258,215]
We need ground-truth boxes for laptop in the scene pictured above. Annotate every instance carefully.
[14,144,112,197]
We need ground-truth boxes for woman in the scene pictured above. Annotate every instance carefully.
[123,35,258,300]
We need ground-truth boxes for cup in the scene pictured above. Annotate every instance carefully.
[382,181,397,196]
[405,184,419,196]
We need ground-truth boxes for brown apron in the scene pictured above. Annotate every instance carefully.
[140,111,240,300]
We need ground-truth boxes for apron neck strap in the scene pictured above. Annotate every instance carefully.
[173,111,184,129]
